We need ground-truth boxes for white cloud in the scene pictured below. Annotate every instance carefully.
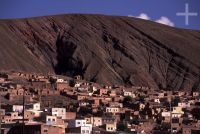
[136,13,151,20]
[128,15,134,18]
[156,16,175,27]
[128,13,175,27]
[128,13,150,20]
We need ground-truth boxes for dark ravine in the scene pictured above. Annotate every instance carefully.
[0,14,200,90]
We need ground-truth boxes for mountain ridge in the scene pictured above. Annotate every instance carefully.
[0,14,200,90]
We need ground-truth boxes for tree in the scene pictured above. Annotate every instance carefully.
[123,96,132,104]
[191,108,200,120]
[117,123,126,131]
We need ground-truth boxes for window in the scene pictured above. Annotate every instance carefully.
[52,119,55,122]
[108,127,110,130]
[82,130,85,133]
[86,130,89,133]
[44,130,48,132]
[77,122,80,124]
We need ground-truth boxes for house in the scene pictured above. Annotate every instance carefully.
[56,78,64,83]
[102,116,117,125]
[178,102,190,108]
[106,123,117,132]
[171,117,183,132]
[124,91,136,98]
[24,110,35,121]
[109,102,123,108]
[74,75,82,80]
[157,92,165,98]
[12,105,23,113]
[67,119,92,134]
[109,90,116,97]
[9,112,19,120]
[1,115,12,123]
[0,77,5,83]
[27,109,43,118]
[5,123,63,134]
[56,82,70,91]
[0,109,5,116]
[40,88,59,96]
[52,108,66,119]
[46,115,57,125]
[77,85,89,92]
[85,116,102,127]
[182,125,200,134]
[42,124,64,134]
[26,102,41,111]
[154,99,160,104]
[178,91,186,97]
[99,88,108,96]
[66,112,76,120]
[1,112,19,123]
[161,112,171,123]
[106,107,120,115]
[113,96,124,102]
[172,106,184,118]
[89,85,98,92]
[139,103,145,110]
[79,101,89,107]
[77,95,87,101]
[46,115,65,131]
[193,92,199,97]
[7,88,32,101]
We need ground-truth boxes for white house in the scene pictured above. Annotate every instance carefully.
[158,93,165,98]
[124,91,136,98]
[80,125,92,134]
[12,105,23,113]
[161,112,171,117]
[76,119,92,134]
[68,119,92,134]
[154,99,160,104]
[178,102,190,108]
[75,83,81,88]
[106,123,117,132]
[46,115,57,125]
[52,108,66,119]
[106,107,120,114]
[25,102,40,111]
[85,117,102,127]
[57,78,64,83]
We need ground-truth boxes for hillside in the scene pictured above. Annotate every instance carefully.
[0,14,200,90]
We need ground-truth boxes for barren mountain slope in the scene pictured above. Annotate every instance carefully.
[0,14,200,90]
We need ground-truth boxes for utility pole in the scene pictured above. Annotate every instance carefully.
[22,88,25,134]
[170,90,172,134]
[0,90,1,134]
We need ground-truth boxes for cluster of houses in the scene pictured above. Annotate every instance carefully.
[0,71,200,134]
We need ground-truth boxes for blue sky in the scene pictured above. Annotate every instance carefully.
[0,0,199,30]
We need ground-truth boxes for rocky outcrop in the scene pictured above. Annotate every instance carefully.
[0,14,200,90]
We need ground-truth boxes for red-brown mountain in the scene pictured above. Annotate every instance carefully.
[0,14,200,90]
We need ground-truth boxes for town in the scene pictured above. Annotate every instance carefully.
[0,71,200,134]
